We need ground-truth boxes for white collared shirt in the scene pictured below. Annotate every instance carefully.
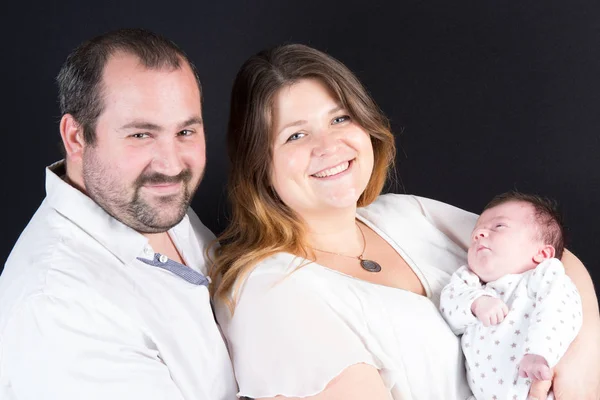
[0,161,237,400]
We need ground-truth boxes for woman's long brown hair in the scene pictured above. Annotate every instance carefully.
[210,44,396,313]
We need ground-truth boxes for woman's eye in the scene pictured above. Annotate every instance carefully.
[495,224,505,228]
[286,132,306,142]
[332,115,351,125]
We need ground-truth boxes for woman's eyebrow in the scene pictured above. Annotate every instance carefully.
[328,105,344,115]
[278,119,308,133]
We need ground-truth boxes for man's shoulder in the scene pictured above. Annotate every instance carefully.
[2,201,69,292]
[0,205,129,330]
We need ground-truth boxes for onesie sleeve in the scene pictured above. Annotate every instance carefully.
[440,265,496,335]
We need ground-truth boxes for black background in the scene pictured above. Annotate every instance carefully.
[2,1,599,289]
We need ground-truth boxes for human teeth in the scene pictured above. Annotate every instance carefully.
[313,161,350,178]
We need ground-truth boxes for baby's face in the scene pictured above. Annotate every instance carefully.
[468,201,543,283]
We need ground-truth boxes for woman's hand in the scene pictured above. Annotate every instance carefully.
[528,334,600,399]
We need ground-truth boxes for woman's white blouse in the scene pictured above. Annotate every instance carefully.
[215,194,479,399]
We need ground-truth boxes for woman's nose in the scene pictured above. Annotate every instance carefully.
[312,130,339,157]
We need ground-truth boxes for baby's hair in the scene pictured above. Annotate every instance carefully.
[483,191,565,258]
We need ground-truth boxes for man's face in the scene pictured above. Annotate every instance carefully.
[467,201,543,282]
[81,53,205,233]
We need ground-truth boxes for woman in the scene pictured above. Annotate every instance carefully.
[211,44,600,399]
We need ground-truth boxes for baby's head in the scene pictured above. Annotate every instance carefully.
[468,192,565,283]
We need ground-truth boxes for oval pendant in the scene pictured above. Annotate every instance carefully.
[360,259,382,273]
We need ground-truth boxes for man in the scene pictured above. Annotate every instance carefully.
[0,29,237,399]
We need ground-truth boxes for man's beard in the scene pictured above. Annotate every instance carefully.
[125,169,195,232]
[82,149,201,234]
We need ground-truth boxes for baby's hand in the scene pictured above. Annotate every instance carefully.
[519,354,552,381]
[470,296,508,326]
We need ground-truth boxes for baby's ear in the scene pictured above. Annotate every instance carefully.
[533,244,556,263]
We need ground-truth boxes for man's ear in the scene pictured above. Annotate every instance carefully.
[533,244,556,263]
[59,114,86,162]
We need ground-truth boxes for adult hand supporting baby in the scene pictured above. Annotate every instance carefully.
[471,295,509,326]
[550,332,600,400]
[528,378,553,400]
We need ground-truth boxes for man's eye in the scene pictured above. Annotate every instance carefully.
[178,129,194,136]
[131,133,150,139]
[286,132,306,142]
[332,115,351,124]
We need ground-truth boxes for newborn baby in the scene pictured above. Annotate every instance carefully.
[440,192,582,400]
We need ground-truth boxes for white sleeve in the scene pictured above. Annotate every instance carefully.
[413,196,479,251]
[524,258,583,368]
[224,271,378,399]
[1,294,186,400]
[440,265,495,335]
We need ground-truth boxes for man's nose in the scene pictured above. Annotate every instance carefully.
[152,139,184,176]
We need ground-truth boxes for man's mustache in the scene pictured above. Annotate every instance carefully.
[135,169,192,186]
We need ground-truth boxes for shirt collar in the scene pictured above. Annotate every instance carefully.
[45,160,192,266]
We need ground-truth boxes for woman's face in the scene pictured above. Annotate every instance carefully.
[269,78,374,218]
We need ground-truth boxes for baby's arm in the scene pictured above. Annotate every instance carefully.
[440,266,502,334]
[518,259,583,379]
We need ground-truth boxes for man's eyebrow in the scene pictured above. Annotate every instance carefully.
[177,117,203,130]
[120,121,162,131]
[119,117,203,132]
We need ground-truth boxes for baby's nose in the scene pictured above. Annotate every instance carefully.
[473,229,487,241]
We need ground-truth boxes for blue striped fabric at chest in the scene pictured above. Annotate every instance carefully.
[137,253,210,287]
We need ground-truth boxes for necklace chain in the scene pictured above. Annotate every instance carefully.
[311,221,382,272]
[311,221,367,261]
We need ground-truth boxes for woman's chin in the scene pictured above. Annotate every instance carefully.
[283,187,365,217]
[318,191,362,211]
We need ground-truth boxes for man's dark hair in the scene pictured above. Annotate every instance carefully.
[56,28,201,147]
[483,191,566,258]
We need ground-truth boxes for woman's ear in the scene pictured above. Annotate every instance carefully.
[59,114,86,162]
[533,244,556,263]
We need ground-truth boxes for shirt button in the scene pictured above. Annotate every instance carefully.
[144,246,153,256]
[159,254,168,263]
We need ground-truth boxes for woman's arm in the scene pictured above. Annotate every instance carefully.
[557,250,600,397]
[258,364,392,400]
[530,249,600,399]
